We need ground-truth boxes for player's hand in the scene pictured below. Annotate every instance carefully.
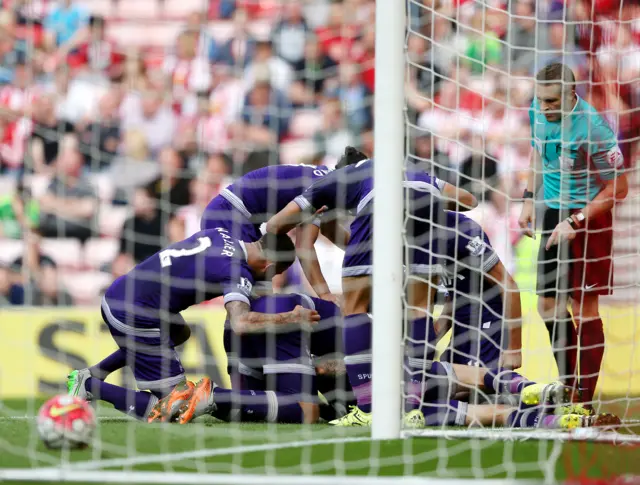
[287,305,321,325]
[518,200,535,239]
[500,349,522,370]
[314,205,328,217]
[546,220,576,250]
[319,292,342,307]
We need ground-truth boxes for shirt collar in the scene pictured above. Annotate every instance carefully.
[238,240,248,261]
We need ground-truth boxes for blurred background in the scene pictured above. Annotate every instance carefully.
[0,0,637,307]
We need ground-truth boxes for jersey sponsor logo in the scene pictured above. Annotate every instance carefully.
[606,146,623,168]
[465,236,486,256]
[558,155,575,170]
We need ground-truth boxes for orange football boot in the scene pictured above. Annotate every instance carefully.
[178,377,216,424]
[147,380,195,423]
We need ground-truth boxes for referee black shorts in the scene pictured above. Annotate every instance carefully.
[536,205,571,299]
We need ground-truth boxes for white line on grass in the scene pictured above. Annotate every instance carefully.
[65,436,375,471]
[0,469,539,485]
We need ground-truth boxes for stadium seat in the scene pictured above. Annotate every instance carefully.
[60,270,112,305]
[76,0,114,18]
[163,0,209,19]
[89,174,115,202]
[83,238,119,270]
[0,239,24,265]
[114,0,161,20]
[40,238,83,268]
[107,22,182,47]
[289,110,323,138]
[279,139,317,165]
[0,176,16,197]
[98,205,130,237]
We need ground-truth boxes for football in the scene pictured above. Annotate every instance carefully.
[36,395,96,449]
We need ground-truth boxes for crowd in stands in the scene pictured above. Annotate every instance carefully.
[0,0,637,305]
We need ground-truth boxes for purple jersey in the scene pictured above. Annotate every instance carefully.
[204,165,330,239]
[293,159,444,276]
[437,212,503,326]
[105,227,255,325]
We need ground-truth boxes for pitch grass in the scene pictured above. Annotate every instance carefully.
[1,399,640,485]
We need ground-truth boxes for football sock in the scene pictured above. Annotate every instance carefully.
[343,313,372,413]
[420,400,467,426]
[89,349,127,380]
[212,388,304,423]
[576,317,605,403]
[85,377,157,420]
[483,368,535,394]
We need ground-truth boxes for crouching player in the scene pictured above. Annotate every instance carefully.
[172,293,344,424]
[408,211,522,378]
[67,228,319,421]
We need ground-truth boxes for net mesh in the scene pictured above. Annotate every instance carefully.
[0,0,638,483]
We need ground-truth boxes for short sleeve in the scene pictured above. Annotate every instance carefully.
[588,118,624,179]
[297,166,362,212]
[222,266,254,306]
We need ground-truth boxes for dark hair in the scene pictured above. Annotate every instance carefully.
[89,15,105,28]
[535,63,576,88]
[335,146,369,170]
[259,233,296,275]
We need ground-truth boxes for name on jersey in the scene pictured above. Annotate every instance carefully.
[216,227,237,257]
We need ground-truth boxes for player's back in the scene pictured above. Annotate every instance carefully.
[105,227,254,323]
[224,164,330,222]
[436,212,503,323]
[250,293,342,356]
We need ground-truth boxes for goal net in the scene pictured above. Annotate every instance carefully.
[0,0,638,483]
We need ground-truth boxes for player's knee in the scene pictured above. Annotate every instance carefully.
[299,402,320,424]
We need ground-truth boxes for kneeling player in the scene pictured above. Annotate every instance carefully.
[67,229,319,421]
[168,293,344,425]
[408,211,522,380]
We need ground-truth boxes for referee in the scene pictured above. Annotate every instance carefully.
[518,63,628,404]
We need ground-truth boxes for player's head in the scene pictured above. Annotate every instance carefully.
[335,146,369,170]
[248,233,296,280]
[535,63,576,122]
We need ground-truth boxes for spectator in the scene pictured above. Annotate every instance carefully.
[120,89,177,158]
[196,66,244,154]
[163,30,212,116]
[68,15,124,81]
[271,3,310,67]
[464,15,502,75]
[327,63,372,133]
[536,20,587,74]
[315,2,358,63]
[597,24,640,85]
[119,49,148,92]
[244,40,293,93]
[77,90,121,171]
[236,66,292,159]
[38,143,96,242]
[0,10,27,85]
[349,24,375,93]
[409,131,454,185]
[168,153,232,242]
[0,263,23,305]
[29,94,75,173]
[11,230,73,305]
[211,9,256,67]
[43,0,89,60]
[314,98,355,162]
[113,184,165,279]
[43,66,107,124]
[179,11,217,62]
[0,180,38,238]
[290,35,337,107]
[147,146,192,212]
[506,0,543,74]
[499,125,531,200]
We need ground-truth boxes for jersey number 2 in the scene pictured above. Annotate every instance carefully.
[159,237,212,267]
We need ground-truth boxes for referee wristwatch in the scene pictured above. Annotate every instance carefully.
[522,189,534,200]
[566,212,585,229]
